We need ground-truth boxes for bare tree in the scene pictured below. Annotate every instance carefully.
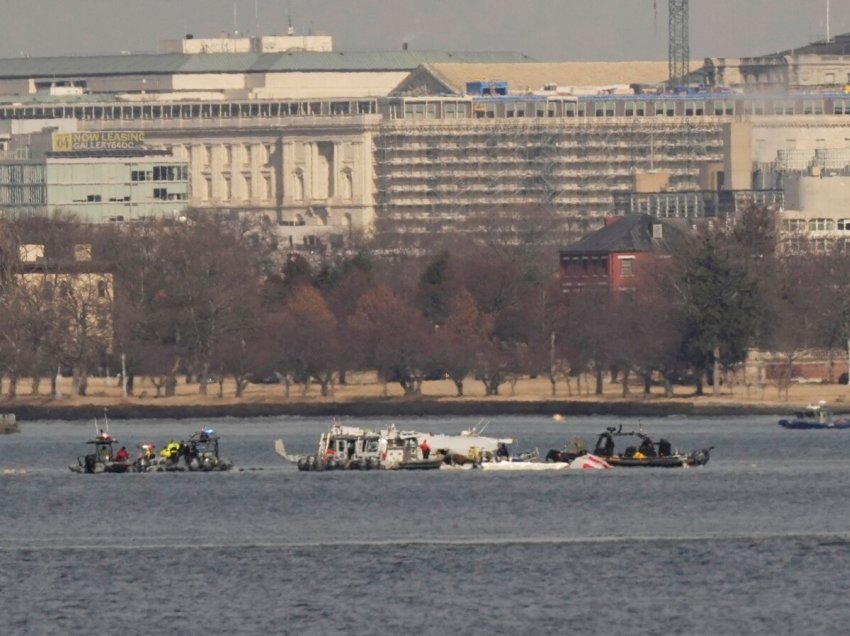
[349,285,433,396]
[433,288,493,396]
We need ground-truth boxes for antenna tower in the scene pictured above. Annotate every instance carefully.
[668,0,689,82]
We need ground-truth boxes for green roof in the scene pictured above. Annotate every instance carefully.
[0,50,534,79]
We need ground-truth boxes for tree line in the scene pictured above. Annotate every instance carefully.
[0,206,846,400]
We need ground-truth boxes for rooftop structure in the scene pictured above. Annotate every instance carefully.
[159,33,334,55]
[393,61,701,97]
[0,34,849,250]
[0,50,534,100]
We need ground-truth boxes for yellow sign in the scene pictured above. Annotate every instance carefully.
[52,131,146,152]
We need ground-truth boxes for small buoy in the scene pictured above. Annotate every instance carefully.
[552,414,565,422]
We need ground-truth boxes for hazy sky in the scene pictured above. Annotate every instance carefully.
[0,0,846,61]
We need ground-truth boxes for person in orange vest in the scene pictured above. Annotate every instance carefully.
[420,439,431,459]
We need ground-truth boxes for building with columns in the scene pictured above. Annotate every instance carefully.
[3,34,850,250]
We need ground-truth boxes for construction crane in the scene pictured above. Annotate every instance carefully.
[668,0,689,83]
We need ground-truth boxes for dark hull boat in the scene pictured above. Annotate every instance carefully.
[396,457,444,470]
[604,451,710,468]
[71,421,232,473]
[778,419,850,430]
[778,402,850,430]
[590,426,712,468]
[69,413,133,474]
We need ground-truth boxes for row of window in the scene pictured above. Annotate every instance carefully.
[130,165,189,182]
[36,279,109,299]
[72,191,187,204]
[560,255,635,277]
[784,219,850,232]
[196,145,273,167]
[402,98,850,120]
[152,188,188,201]
[0,100,379,121]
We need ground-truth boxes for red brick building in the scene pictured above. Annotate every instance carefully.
[559,214,690,294]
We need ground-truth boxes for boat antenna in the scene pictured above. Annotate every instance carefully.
[477,420,489,435]
[103,408,109,434]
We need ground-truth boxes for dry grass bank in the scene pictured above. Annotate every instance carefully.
[2,372,848,412]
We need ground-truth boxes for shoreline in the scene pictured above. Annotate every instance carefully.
[3,374,846,421]
[6,398,800,421]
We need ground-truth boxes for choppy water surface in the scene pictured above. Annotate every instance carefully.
[2,414,850,634]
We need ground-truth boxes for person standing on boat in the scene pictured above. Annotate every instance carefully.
[115,446,130,462]
[420,439,431,459]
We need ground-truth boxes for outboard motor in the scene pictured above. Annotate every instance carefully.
[690,447,712,466]
[84,454,97,474]
[658,438,672,457]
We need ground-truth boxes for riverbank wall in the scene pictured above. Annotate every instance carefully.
[7,399,795,421]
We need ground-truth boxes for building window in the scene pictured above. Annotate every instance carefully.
[594,102,615,117]
[803,100,824,115]
[774,100,795,115]
[293,170,304,201]
[687,101,705,116]
[86,194,102,202]
[506,102,526,117]
[812,238,832,253]
[838,219,850,232]
[152,165,179,181]
[341,168,353,200]
[784,218,807,232]
[808,218,835,232]
[619,257,635,277]
[655,101,674,116]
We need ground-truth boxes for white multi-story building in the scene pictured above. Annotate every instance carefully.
[1,34,850,248]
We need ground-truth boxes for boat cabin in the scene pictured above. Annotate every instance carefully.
[318,425,382,464]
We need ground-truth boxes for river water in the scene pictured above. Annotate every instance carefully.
[1,414,849,634]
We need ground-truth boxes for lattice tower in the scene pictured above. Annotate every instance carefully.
[669,0,689,82]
